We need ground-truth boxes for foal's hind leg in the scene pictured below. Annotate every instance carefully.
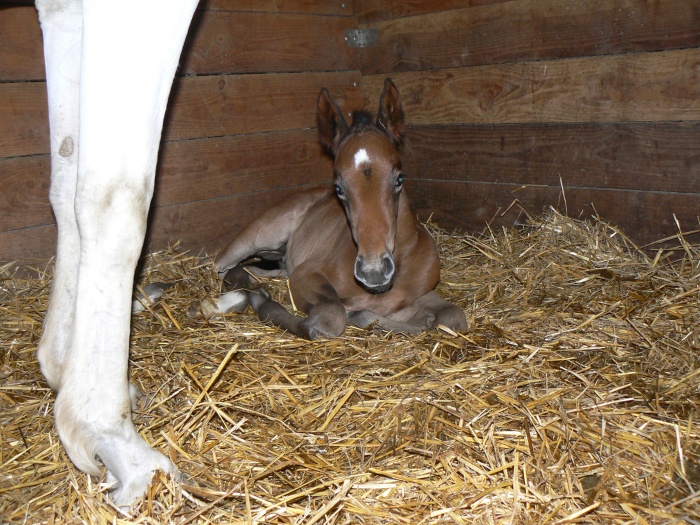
[188,265,252,318]
[215,188,325,273]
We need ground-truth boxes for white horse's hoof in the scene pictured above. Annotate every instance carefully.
[105,450,179,508]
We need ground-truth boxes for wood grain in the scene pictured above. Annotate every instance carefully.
[401,123,700,193]
[0,72,362,158]
[0,183,327,264]
[0,7,45,82]
[0,4,356,82]
[406,179,700,247]
[0,224,57,265]
[164,71,364,141]
[358,0,700,74]
[201,0,353,15]
[0,82,49,158]
[355,0,512,23]
[0,128,334,232]
[363,48,700,125]
[0,155,52,232]
[181,10,357,75]
[154,129,333,208]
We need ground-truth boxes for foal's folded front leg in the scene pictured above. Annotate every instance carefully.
[413,291,468,332]
[248,271,347,340]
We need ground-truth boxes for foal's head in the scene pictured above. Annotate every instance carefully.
[318,78,406,293]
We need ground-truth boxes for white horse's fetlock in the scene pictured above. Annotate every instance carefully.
[128,383,144,412]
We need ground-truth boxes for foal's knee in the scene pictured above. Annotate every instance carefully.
[435,304,468,332]
[304,302,347,339]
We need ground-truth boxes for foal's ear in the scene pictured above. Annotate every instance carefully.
[377,78,405,145]
[317,88,349,156]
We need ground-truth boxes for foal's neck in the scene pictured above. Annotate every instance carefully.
[396,191,420,244]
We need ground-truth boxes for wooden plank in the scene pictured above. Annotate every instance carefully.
[406,180,700,246]
[363,48,700,125]
[0,7,45,82]
[358,0,700,74]
[355,0,511,23]
[0,71,362,158]
[0,6,355,83]
[0,155,52,232]
[202,0,353,15]
[154,130,332,208]
[11,121,693,233]
[181,10,357,75]
[0,224,56,265]
[0,127,334,232]
[0,82,49,158]
[5,163,698,262]
[144,187,316,256]
[164,71,363,141]
[0,185,324,264]
[401,123,700,193]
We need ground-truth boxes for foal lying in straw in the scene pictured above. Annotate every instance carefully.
[197,79,467,340]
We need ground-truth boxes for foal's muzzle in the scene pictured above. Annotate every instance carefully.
[354,253,395,293]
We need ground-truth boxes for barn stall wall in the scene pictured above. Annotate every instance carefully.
[357,0,700,246]
[0,0,362,264]
[1,0,700,266]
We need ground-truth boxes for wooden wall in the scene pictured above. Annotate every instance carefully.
[0,1,362,264]
[2,0,700,266]
[356,0,700,246]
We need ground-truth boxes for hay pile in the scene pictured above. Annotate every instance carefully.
[1,210,699,524]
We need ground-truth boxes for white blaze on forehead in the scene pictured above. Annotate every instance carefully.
[354,148,370,169]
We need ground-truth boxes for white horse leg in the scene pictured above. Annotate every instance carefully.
[36,0,82,391]
[37,0,199,506]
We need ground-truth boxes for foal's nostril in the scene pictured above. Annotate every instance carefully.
[354,257,364,281]
[354,253,395,291]
[382,254,395,280]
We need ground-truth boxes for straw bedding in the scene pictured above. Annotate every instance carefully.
[1,209,699,524]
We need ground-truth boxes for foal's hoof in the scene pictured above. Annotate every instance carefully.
[107,460,179,509]
[247,288,272,311]
[188,290,249,319]
[132,282,173,314]
[436,307,468,333]
[223,265,254,291]
[187,299,209,319]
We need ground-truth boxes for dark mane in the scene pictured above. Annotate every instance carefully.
[349,110,376,132]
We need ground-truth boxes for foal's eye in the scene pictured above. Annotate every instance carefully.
[334,184,345,197]
[395,174,404,189]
